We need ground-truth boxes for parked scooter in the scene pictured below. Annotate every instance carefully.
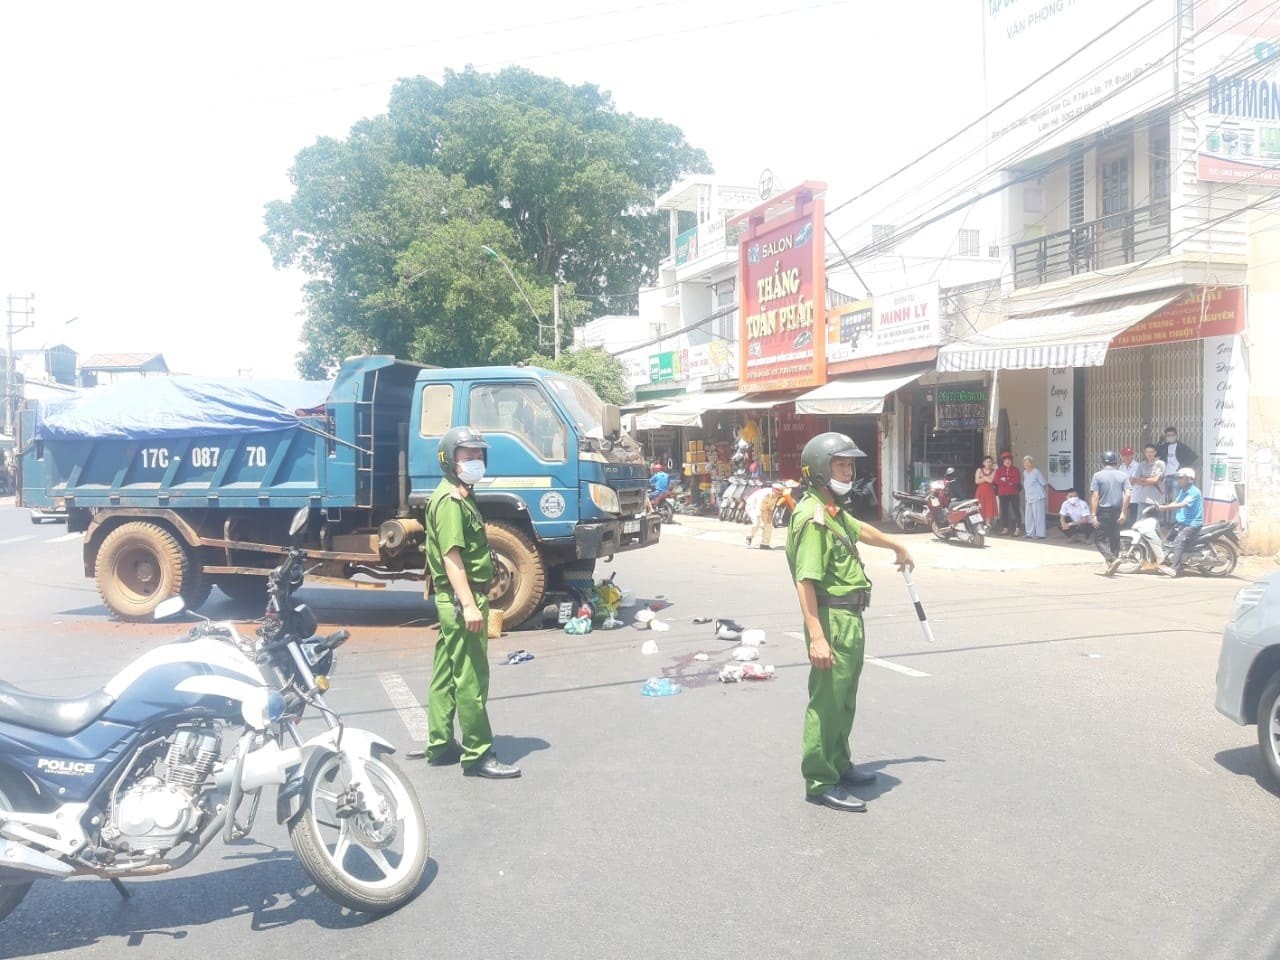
[0,507,429,924]
[772,480,803,528]
[891,489,933,532]
[1116,505,1240,576]
[927,471,987,547]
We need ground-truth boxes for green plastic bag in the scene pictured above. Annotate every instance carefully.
[564,616,593,635]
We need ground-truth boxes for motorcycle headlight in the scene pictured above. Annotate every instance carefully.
[588,483,620,514]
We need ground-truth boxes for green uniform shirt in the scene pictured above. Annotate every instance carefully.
[785,491,870,597]
[425,478,494,595]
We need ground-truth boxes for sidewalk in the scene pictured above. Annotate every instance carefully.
[663,512,1109,571]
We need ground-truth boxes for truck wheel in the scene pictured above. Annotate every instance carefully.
[1255,672,1280,792]
[182,563,213,611]
[485,521,546,629]
[214,574,268,610]
[95,522,189,622]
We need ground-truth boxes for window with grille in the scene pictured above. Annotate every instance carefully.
[1069,151,1085,227]
[958,228,980,257]
[872,224,895,251]
[1151,121,1170,221]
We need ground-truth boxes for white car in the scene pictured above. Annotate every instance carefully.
[1215,572,1280,790]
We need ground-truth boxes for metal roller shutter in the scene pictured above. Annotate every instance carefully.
[1085,348,1143,459]
[1085,340,1202,464]
[1149,340,1203,453]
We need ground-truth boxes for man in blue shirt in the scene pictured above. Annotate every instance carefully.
[648,463,670,496]
[1156,467,1203,577]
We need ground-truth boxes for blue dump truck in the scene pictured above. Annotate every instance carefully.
[19,356,659,627]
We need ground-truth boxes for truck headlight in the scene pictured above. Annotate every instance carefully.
[588,483,620,514]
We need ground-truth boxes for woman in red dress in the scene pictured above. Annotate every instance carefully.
[974,454,998,526]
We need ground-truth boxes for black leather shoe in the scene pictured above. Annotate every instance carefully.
[425,741,462,766]
[839,764,879,787]
[463,753,522,779]
[805,785,866,812]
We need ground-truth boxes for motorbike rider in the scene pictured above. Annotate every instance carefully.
[1089,450,1131,576]
[649,462,670,497]
[1155,467,1204,578]
[787,433,914,813]
[423,427,521,779]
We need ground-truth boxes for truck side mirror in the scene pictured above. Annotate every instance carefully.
[602,403,621,439]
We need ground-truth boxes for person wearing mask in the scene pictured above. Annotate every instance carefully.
[422,427,521,779]
[1022,455,1048,539]
[993,451,1022,537]
[1129,443,1165,522]
[1156,467,1204,577]
[1158,427,1198,504]
[1089,450,1132,576]
[788,433,914,813]
[1057,488,1093,540]
[974,455,998,529]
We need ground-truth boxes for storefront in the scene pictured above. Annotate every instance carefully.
[938,286,1248,521]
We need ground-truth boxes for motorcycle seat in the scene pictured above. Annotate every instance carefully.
[1199,521,1233,538]
[0,680,114,736]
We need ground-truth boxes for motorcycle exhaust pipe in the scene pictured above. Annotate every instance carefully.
[0,837,74,880]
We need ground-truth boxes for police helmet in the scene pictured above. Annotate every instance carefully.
[438,426,489,478]
[800,432,865,491]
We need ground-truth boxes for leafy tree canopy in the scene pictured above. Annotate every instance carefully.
[525,348,631,406]
[264,67,712,377]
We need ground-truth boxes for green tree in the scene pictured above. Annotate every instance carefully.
[525,348,632,406]
[264,67,711,377]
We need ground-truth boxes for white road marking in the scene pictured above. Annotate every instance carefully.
[786,632,930,677]
[379,672,430,743]
[0,535,36,545]
[46,532,83,543]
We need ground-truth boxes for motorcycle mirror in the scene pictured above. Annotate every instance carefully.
[154,596,187,620]
[289,506,310,538]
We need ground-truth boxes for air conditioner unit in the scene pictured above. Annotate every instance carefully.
[988,244,1000,258]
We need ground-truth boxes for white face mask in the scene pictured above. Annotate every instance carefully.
[828,478,853,496]
[456,460,486,485]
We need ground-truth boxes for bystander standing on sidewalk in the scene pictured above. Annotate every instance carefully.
[994,451,1022,537]
[1022,456,1047,539]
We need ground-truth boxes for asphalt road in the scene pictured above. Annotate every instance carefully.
[0,502,1276,959]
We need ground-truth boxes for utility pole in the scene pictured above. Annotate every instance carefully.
[5,294,35,437]
[553,284,561,360]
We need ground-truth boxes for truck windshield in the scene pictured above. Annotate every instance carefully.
[546,376,642,462]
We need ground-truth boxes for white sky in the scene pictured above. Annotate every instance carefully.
[0,0,986,380]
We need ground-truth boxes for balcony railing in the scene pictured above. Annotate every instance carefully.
[1012,202,1170,289]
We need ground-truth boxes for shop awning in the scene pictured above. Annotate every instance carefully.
[719,394,796,411]
[794,371,925,416]
[649,391,745,427]
[936,290,1183,372]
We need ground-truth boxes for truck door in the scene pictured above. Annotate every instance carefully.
[465,382,577,539]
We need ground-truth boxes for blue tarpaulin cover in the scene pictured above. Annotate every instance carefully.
[34,377,334,440]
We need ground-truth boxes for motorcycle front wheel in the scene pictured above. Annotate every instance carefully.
[1115,539,1150,575]
[1200,540,1238,578]
[290,753,429,914]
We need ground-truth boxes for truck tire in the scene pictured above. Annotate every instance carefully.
[181,556,213,611]
[95,522,189,623]
[485,521,545,630]
[214,574,268,611]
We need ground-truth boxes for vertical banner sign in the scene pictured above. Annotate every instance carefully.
[1203,335,1249,526]
[1046,367,1074,501]
[737,184,827,393]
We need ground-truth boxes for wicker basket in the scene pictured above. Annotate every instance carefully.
[487,608,505,639]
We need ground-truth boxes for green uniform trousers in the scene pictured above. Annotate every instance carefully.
[803,606,866,795]
[427,592,493,767]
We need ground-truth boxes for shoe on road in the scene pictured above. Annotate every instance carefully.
[805,785,866,812]
[1104,557,1121,577]
[1158,565,1179,577]
[463,753,522,779]
[425,741,463,766]
[839,764,879,787]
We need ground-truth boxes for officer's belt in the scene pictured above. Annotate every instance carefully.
[434,585,489,604]
[817,590,870,612]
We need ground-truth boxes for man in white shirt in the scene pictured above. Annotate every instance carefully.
[1058,488,1093,540]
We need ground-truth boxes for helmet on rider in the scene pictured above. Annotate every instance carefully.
[1101,450,1119,466]
[944,467,957,480]
[437,426,489,479]
[800,432,864,492]
[1176,466,1196,481]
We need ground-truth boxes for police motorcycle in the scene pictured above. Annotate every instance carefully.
[0,507,428,922]
[1115,504,1240,577]
[927,468,987,548]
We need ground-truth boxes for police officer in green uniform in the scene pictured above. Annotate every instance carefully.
[787,432,913,812]
[423,427,521,779]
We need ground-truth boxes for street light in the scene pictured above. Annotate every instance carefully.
[481,245,559,358]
